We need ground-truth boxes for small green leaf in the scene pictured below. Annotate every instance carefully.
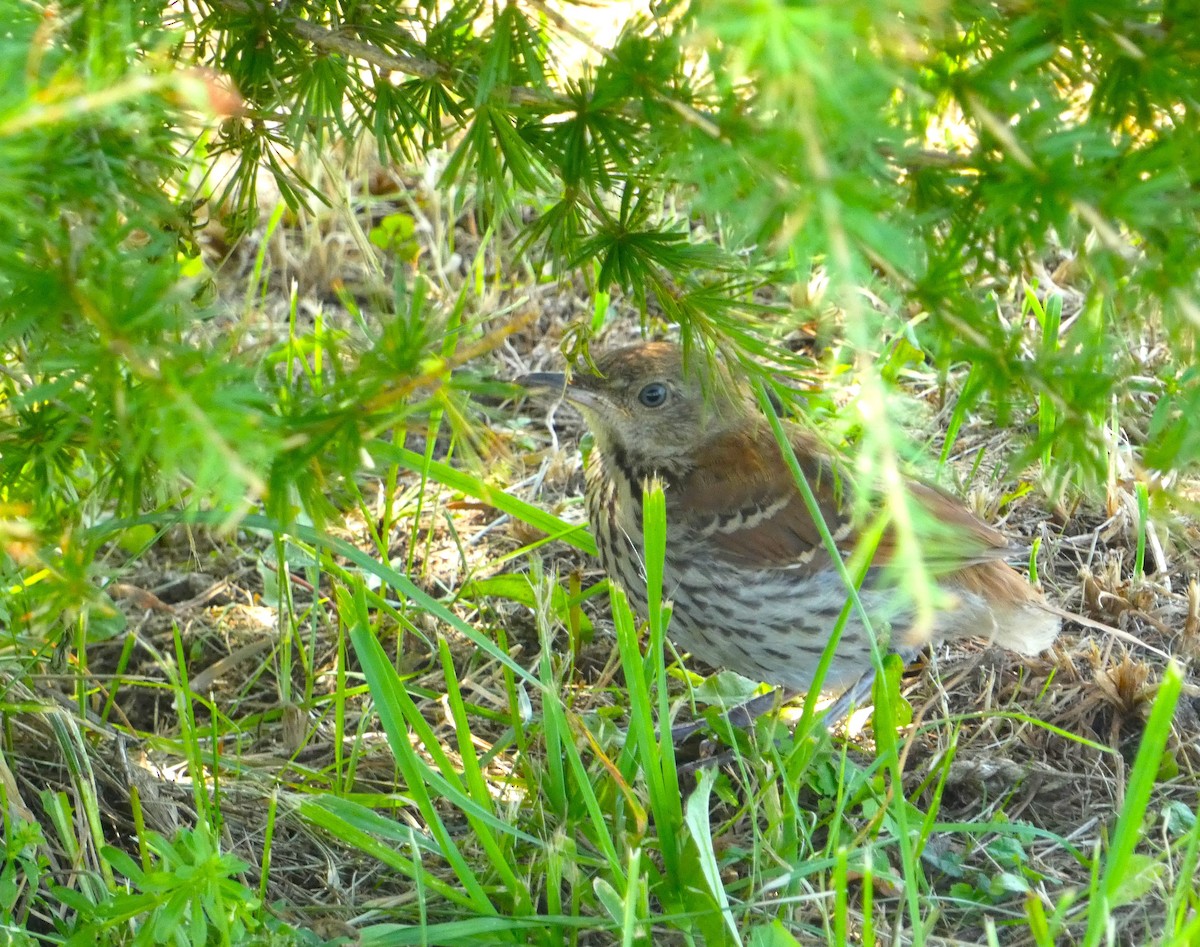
[115,524,158,554]
[1162,800,1197,836]
[992,871,1031,895]
[691,671,765,704]
[1107,853,1162,907]
[592,877,625,926]
[369,213,421,262]
[748,920,805,947]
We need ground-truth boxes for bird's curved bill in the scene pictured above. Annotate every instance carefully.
[517,371,609,411]
[516,372,569,395]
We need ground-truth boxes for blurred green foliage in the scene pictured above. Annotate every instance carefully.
[3,0,1198,547]
[197,0,1197,482]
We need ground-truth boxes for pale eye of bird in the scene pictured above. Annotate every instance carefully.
[637,382,670,408]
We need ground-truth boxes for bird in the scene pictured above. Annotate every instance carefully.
[519,341,1060,719]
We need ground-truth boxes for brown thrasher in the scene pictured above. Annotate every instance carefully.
[520,342,1059,711]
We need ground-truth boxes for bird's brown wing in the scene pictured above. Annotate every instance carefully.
[902,480,1024,565]
[674,423,1020,574]
[671,425,851,573]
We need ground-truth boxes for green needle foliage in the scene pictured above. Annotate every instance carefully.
[3,0,1199,535]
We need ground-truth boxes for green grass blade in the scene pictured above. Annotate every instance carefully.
[342,581,498,916]
[379,443,597,555]
[685,767,744,946]
[1082,660,1184,946]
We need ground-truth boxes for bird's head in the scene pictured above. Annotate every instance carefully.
[518,342,748,476]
